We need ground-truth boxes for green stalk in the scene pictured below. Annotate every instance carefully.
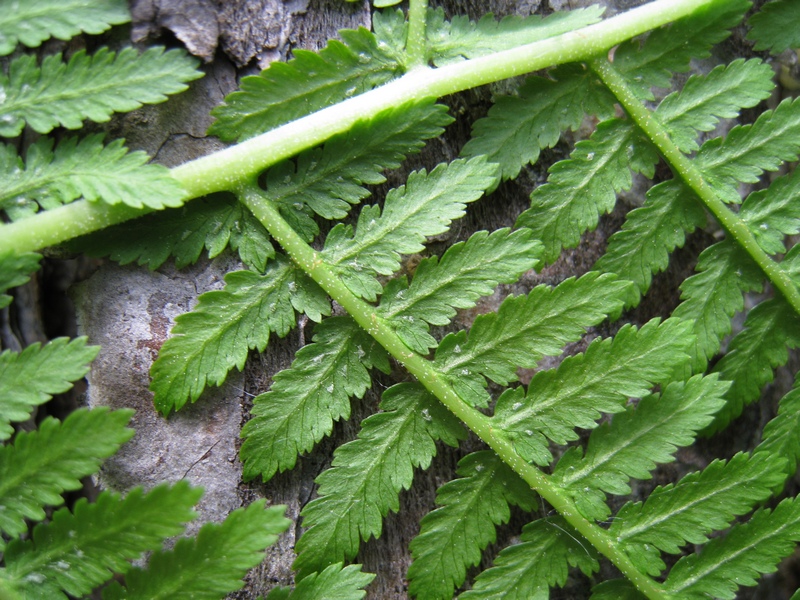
[590,57,800,318]
[238,182,669,600]
[406,0,429,68]
[0,0,718,256]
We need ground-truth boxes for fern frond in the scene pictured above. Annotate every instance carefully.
[593,180,707,302]
[696,97,800,204]
[75,195,274,272]
[407,451,537,600]
[553,375,727,521]
[664,495,800,599]
[293,383,466,579]
[433,272,630,408]
[515,119,657,263]
[101,501,290,600]
[756,382,800,482]
[0,47,201,137]
[378,228,542,354]
[0,408,133,539]
[492,318,693,466]
[0,250,40,309]
[322,157,497,301]
[1,482,203,599]
[208,28,402,142]
[0,337,98,441]
[612,0,750,99]
[655,59,775,153]
[426,6,604,66]
[0,135,186,213]
[264,564,374,600]
[610,452,786,576]
[590,580,645,600]
[747,0,800,54]
[459,517,599,600]
[710,298,800,432]
[264,100,452,221]
[741,167,800,255]
[460,64,614,182]
[0,0,129,56]
[240,317,390,482]
[671,240,764,373]
[149,255,329,413]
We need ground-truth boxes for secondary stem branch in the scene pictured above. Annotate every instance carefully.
[238,182,669,600]
[0,0,718,256]
[590,57,800,318]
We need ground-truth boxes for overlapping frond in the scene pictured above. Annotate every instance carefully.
[0,135,185,215]
[101,502,290,600]
[407,451,537,600]
[756,381,800,482]
[264,564,374,600]
[747,0,800,54]
[0,250,40,309]
[378,228,541,354]
[322,157,497,301]
[240,317,390,482]
[0,482,202,599]
[0,337,98,441]
[0,47,201,137]
[293,383,466,579]
[149,256,329,413]
[0,0,129,56]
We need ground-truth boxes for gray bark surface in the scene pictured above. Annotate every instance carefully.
[64,1,798,598]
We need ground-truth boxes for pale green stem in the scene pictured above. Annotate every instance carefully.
[406,0,429,68]
[238,182,671,600]
[0,0,718,256]
[590,57,800,318]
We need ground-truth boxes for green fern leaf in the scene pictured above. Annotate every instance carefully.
[610,452,786,576]
[492,318,693,466]
[322,157,497,301]
[433,272,630,408]
[293,383,466,579]
[612,0,750,100]
[696,97,800,204]
[240,317,390,482]
[378,228,542,354]
[150,255,329,413]
[516,119,657,264]
[0,0,129,56]
[208,28,402,142]
[672,240,764,373]
[264,100,452,221]
[264,564,374,600]
[0,47,201,137]
[0,482,203,600]
[710,298,800,432]
[757,382,800,482]
[460,64,614,182]
[0,135,185,213]
[0,250,40,309]
[0,408,133,540]
[590,580,646,600]
[741,167,800,255]
[460,517,599,600]
[75,195,274,272]
[664,495,800,599]
[656,59,775,153]
[407,450,536,600]
[426,6,604,66]
[747,0,800,54]
[552,374,728,521]
[0,337,98,441]
[101,501,289,600]
[594,180,707,302]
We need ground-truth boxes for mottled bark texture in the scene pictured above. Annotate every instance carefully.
[65,1,800,599]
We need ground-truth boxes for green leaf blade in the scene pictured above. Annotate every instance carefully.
[240,316,389,482]
[293,383,466,579]
[265,564,374,600]
[407,451,537,600]
[747,0,800,54]
[0,250,40,309]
